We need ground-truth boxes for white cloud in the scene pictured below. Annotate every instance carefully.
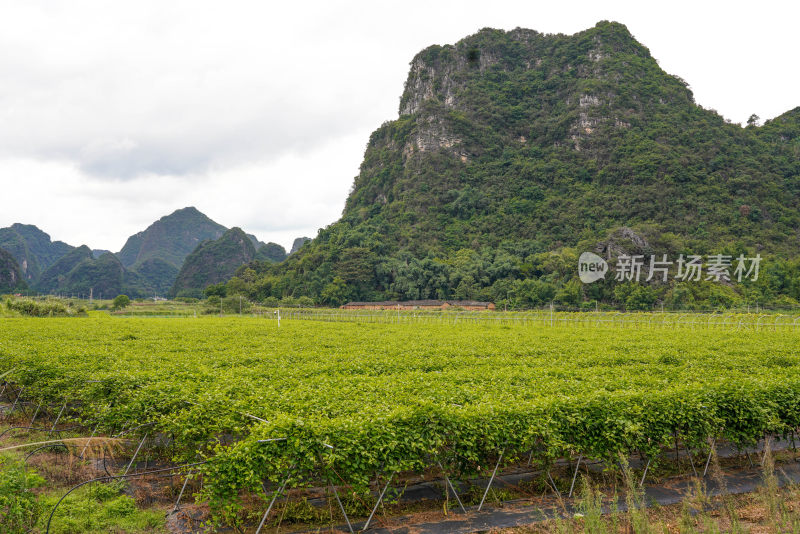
[0,0,798,250]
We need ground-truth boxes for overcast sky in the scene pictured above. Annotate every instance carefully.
[0,1,797,251]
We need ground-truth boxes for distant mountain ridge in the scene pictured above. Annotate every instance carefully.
[0,208,296,297]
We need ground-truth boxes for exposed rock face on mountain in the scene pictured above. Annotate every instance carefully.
[0,224,73,282]
[290,237,310,254]
[228,21,800,307]
[0,247,27,293]
[171,227,257,298]
[594,227,651,260]
[118,207,227,270]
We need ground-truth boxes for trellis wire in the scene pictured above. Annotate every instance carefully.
[252,308,800,331]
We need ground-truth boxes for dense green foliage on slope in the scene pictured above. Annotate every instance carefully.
[0,224,73,282]
[35,245,94,293]
[225,22,800,309]
[255,242,287,263]
[0,247,27,293]
[128,257,179,296]
[35,245,152,298]
[171,227,257,298]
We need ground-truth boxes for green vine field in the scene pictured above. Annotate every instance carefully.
[1,315,799,518]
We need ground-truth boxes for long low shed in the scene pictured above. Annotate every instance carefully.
[341,300,495,311]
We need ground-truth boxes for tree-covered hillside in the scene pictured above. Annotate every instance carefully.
[171,227,257,298]
[223,22,800,310]
[118,206,227,270]
[256,242,288,263]
[0,247,27,293]
[0,224,73,282]
[130,258,179,296]
[36,246,94,294]
[36,245,151,298]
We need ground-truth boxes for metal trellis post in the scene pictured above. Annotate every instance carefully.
[568,455,583,498]
[255,475,290,534]
[478,449,504,511]
[122,432,148,476]
[172,471,194,513]
[437,460,466,513]
[50,402,67,432]
[362,472,395,530]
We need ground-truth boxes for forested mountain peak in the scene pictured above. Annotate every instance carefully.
[117,206,227,269]
[398,21,657,117]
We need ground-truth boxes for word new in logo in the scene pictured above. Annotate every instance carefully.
[578,252,608,283]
